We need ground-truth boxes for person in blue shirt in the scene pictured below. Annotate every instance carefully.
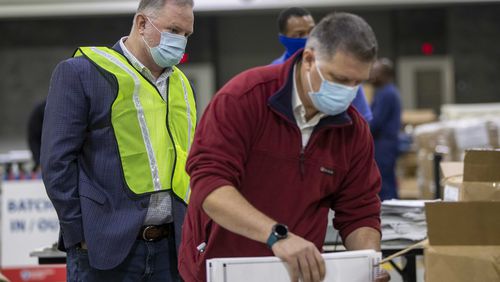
[271,7,373,121]
[271,7,314,65]
[370,58,402,200]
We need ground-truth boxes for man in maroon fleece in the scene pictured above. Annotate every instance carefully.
[179,12,388,282]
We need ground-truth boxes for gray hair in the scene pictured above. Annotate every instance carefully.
[306,12,378,63]
[137,0,194,17]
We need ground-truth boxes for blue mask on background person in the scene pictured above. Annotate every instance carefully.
[143,17,187,68]
[307,61,359,116]
[279,35,307,59]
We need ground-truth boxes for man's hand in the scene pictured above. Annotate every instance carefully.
[80,242,87,250]
[344,227,390,281]
[271,233,326,282]
[375,269,390,282]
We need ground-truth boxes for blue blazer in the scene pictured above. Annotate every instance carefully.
[41,42,187,270]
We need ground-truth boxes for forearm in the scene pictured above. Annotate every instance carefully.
[202,185,275,243]
[344,227,381,251]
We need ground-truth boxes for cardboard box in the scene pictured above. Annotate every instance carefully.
[416,151,436,199]
[440,149,500,201]
[397,151,417,178]
[398,177,419,199]
[440,162,463,201]
[414,122,455,199]
[441,175,463,201]
[439,162,463,179]
[486,120,499,148]
[451,119,491,161]
[462,149,500,201]
[401,109,437,127]
[424,202,500,282]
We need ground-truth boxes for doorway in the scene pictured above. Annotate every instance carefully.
[397,56,455,114]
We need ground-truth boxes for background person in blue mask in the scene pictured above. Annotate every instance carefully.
[272,7,373,121]
[369,58,402,201]
[271,7,315,65]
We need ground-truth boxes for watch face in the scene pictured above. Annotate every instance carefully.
[274,224,288,238]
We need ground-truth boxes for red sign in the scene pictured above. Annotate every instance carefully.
[421,42,434,56]
[1,266,66,282]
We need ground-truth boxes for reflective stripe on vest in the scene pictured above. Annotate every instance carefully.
[73,46,196,204]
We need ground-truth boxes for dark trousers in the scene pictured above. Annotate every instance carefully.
[378,162,398,201]
[66,238,180,282]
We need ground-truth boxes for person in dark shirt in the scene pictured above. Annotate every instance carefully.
[370,58,402,200]
[27,99,46,175]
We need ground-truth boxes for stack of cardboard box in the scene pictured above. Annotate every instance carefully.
[440,149,500,201]
[397,109,438,199]
[441,102,500,120]
[413,122,454,199]
[413,119,499,199]
[424,149,500,281]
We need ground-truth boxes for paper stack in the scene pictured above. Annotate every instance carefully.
[381,199,437,242]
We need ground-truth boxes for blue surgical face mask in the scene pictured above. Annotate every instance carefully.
[143,17,187,68]
[279,35,307,59]
[307,61,359,116]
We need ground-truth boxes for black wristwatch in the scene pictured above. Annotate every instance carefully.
[266,223,288,248]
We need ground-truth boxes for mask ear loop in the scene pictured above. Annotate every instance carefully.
[146,16,162,34]
[141,16,159,49]
[315,60,359,90]
[145,16,188,42]
[307,60,324,94]
[315,62,327,81]
[141,35,153,49]
[306,70,315,94]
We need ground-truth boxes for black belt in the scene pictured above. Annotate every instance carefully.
[138,223,173,242]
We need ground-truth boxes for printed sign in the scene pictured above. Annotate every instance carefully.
[1,180,65,281]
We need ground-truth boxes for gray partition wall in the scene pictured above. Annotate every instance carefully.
[1,3,500,152]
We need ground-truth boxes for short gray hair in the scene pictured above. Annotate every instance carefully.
[306,12,378,63]
[137,0,194,16]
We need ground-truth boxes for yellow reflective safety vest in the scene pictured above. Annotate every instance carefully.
[73,46,196,204]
